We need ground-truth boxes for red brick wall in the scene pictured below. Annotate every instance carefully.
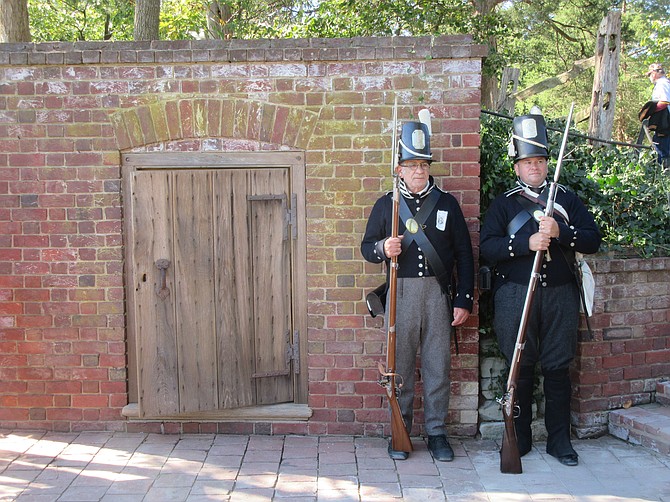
[0,37,485,434]
[2,39,666,437]
[573,255,670,437]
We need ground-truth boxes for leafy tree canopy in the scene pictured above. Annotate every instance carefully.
[28,0,134,41]
[495,1,669,140]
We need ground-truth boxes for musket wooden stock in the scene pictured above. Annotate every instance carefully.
[499,104,575,474]
[389,388,412,452]
[500,385,522,473]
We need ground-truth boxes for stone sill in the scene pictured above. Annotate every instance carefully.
[122,403,312,422]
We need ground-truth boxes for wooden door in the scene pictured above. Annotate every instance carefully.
[129,165,295,418]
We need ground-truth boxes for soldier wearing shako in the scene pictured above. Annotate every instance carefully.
[480,110,601,466]
[361,114,474,461]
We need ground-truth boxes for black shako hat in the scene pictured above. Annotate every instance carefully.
[508,111,549,162]
[398,111,433,164]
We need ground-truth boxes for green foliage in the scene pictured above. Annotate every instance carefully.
[479,112,516,216]
[202,0,312,39]
[160,0,207,40]
[480,113,670,258]
[28,0,133,41]
[293,0,479,38]
[583,146,670,256]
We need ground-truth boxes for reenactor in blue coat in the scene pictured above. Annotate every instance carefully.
[480,110,601,466]
[361,115,474,461]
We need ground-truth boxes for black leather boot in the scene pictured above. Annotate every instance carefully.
[515,365,535,457]
[543,368,578,466]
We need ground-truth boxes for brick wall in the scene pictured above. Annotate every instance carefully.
[573,254,670,437]
[2,39,667,437]
[478,254,670,439]
[0,37,485,434]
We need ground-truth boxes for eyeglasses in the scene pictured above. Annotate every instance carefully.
[402,162,430,171]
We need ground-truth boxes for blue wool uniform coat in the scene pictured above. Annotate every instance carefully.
[361,178,474,312]
[480,183,601,291]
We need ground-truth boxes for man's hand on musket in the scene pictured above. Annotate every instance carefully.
[529,231,551,251]
[538,216,559,238]
[383,236,404,258]
[452,307,469,327]
[530,216,558,251]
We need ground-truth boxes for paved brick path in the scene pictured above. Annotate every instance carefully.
[1,430,669,501]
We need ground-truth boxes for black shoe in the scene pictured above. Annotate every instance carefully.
[387,442,409,460]
[553,453,579,466]
[427,435,454,462]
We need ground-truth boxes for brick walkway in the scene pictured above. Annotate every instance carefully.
[1,430,669,501]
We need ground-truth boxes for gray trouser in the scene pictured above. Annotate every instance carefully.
[494,281,580,371]
[387,277,453,436]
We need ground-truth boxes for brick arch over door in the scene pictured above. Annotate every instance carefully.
[110,97,320,152]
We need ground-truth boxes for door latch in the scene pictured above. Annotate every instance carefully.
[155,259,170,300]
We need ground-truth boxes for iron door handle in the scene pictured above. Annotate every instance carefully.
[155,259,170,300]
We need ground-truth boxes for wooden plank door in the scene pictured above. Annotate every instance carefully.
[130,167,293,418]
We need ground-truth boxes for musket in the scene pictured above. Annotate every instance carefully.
[377,95,413,454]
[499,103,575,474]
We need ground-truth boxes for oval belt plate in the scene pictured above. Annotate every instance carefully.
[405,218,419,234]
[533,209,544,222]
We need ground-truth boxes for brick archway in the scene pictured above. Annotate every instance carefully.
[111,97,320,151]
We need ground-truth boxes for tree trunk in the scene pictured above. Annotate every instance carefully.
[0,0,31,43]
[496,67,520,113]
[481,66,499,111]
[207,1,234,39]
[588,12,622,145]
[470,0,505,109]
[134,0,161,41]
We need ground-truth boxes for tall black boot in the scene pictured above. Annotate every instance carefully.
[543,368,578,466]
[515,365,535,457]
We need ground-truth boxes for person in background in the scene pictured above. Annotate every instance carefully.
[480,110,601,467]
[361,115,474,462]
[645,63,670,167]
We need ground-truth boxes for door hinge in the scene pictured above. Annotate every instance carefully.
[251,330,300,379]
[286,193,297,241]
[289,329,300,374]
